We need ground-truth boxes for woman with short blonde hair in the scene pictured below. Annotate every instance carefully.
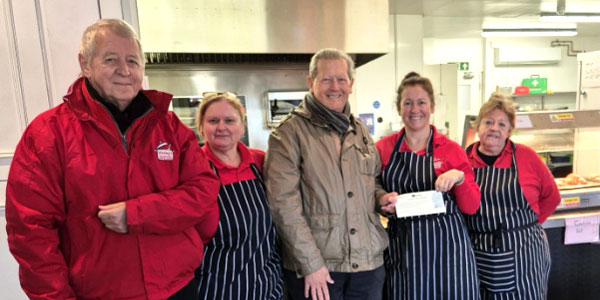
[464,93,560,299]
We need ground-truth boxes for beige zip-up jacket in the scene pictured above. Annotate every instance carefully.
[264,102,388,277]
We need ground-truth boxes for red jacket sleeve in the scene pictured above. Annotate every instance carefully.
[6,121,77,300]
[125,113,220,235]
[195,203,220,244]
[435,138,481,215]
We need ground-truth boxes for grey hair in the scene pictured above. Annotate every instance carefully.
[79,19,144,68]
[309,48,355,80]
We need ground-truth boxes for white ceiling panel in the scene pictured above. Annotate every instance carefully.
[390,0,600,37]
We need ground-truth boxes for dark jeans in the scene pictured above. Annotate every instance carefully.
[167,276,199,300]
[284,266,385,300]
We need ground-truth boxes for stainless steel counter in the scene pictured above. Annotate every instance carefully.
[543,186,600,228]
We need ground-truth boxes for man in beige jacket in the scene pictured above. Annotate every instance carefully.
[264,48,388,300]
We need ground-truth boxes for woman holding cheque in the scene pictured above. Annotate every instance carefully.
[376,72,481,299]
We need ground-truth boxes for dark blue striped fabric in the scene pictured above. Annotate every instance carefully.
[196,164,283,300]
[473,250,516,293]
[464,141,551,300]
[382,129,480,300]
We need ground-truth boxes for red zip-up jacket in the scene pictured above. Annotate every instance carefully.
[466,140,561,223]
[375,126,481,215]
[6,77,220,300]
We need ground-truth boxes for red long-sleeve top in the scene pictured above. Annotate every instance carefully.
[466,140,561,223]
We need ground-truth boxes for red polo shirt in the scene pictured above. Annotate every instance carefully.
[466,140,561,223]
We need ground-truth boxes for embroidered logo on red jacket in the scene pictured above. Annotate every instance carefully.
[155,142,174,161]
[434,157,443,169]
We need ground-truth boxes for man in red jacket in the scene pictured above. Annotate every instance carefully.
[5,19,220,300]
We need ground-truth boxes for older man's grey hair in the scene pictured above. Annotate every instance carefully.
[79,19,144,68]
[309,48,355,81]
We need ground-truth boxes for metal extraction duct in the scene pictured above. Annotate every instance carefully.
[138,0,389,66]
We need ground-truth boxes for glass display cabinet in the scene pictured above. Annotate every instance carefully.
[511,109,600,228]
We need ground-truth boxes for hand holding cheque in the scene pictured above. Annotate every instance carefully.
[379,190,446,218]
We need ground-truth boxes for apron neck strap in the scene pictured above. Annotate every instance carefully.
[397,127,434,155]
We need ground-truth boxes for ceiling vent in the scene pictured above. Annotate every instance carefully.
[138,0,389,66]
[144,52,384,67]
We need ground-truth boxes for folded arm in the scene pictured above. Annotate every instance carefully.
[125,114,220,235]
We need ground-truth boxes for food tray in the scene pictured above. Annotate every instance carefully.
[558,183,600,190]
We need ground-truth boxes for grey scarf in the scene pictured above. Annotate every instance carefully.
[304,92,352,137]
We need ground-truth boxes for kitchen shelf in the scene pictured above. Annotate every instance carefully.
[549,162,572,168]
[512,91,577,97]
[535,148,574,154]
[512,91,577,111]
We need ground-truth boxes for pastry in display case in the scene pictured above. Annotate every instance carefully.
[510,109,600,227]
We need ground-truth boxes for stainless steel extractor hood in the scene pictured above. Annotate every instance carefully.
[138,0,389,66]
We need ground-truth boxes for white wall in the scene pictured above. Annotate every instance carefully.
[424,38,483,72]
[409,35,600,143]
[354,14,423,140]
[420,32,600,105]
[0,213,24,299]
[484,37,600,98]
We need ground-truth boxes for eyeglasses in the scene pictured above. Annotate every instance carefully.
[202,91,238,98]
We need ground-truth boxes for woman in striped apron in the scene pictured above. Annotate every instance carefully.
[464,94,561,299]
[376,72,481,299]
[193,92,283,300]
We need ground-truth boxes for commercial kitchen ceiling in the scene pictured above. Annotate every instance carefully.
[390,0,600,38]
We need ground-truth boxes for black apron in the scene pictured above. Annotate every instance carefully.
[383,129,480,300]
[196,163,283,300]
[465,142,551,300]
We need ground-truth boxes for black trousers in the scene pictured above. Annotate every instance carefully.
[284,266,385,300]
[167,276,199,300]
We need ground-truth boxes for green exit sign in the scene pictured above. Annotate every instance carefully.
[459,62,469,71]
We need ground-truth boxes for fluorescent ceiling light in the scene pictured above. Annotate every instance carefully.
[481,28,577,37]
[540,13,600,23]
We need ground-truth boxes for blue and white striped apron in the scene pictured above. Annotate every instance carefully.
[383,129,480,300]
[196,163,283,300]
[465,142,551,300]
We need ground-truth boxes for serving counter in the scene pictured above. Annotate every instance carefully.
[511,109,600,299]
[510,109,600,229]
